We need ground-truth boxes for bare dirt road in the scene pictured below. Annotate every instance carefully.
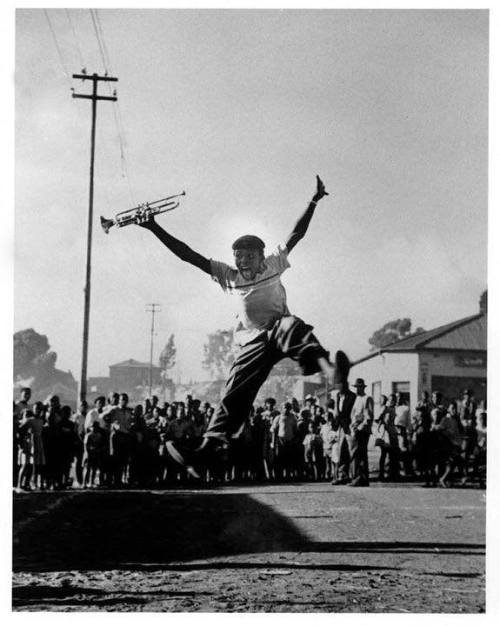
[12,483,485,612]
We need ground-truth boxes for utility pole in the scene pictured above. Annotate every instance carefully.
[146,303,161,397]
[72,72,117,404]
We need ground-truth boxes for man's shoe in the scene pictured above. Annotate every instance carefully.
[349,477,369,487]
[166,438,221,480]
[331,477,350,485]
[333,350,351,387]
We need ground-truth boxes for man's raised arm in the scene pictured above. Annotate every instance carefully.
[138,218,211,275]
[285,175,329,253]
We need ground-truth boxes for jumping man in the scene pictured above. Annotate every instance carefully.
[137,176,350,477]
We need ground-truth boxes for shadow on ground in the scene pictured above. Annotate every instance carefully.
[13,491,310,572]
[12,490,486,611]
[13,491,485,573]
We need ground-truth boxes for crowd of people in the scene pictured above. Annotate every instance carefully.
[13,379,486,492]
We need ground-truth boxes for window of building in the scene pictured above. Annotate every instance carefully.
[392,381,410,405]
[372,381,381,405]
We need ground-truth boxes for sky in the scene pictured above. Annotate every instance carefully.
[14,8,488,382]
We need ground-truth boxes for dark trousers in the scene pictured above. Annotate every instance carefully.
[337,435,351,480]
[74,441,84,485]
[346,430,370,484]
[205,315,328,441]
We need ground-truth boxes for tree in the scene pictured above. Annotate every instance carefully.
[479,289,487,314]
[159,334,176,382]
[13,328,77,403]
[202,329,235,379]
[14,328,55,379]
[368,318,426,351]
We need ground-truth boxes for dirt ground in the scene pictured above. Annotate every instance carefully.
[12,483,485,612]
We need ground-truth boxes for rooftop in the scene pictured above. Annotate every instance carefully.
[354,313,486,365]
[109,359,161,369]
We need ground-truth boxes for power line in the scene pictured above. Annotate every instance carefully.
[43,9,72,84]
[88,8,136,205]
[89,9,109,75]
[65,9,85,70]
[94,10,112,72]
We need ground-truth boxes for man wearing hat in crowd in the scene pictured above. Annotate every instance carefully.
[331,380,356,484]
[138,176,350,477]
[346,378,374,486]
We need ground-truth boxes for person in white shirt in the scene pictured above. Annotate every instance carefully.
[137,176,351,478]
[346,378,374,486]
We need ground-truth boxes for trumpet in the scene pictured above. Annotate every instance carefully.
[100,192,186,234]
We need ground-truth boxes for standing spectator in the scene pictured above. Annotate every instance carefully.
[331,380,356,485]
[475,399,486,423]
[85,396,107,432]
[374,397,399,481]
[31,401,46,489]
[46,395,62,425]
[473,411,486,488]
[129,406,148,486]
[144,419,161,486]
[303,422,323,480]
[16,409,34,492]
[13,388,32,488]
[304,395,317,415]
[42,409,61,490]
[59,406,78,488]
[108,393,133,487]
[190,406,207,447]
[157,411,170,484]
[394,394,412,435]
[320,410,339,481]
[262,398,279,479]
[346,378,373,487]
[460,389,477,424]
[460,404,478,485]
[417,391,432,423]
[271,402,298,480]
[72,400,88,487]
[14,387,32,418]
[430,391,445,425]
[411,406,436,486]
[166,403,192,444]
[435,401,464,488]
[248,408,267,481]
[374,395,389,426]
[84,422,105,488]
[394,396,413,478]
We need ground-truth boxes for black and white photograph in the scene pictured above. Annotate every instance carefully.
[9,2,492,614]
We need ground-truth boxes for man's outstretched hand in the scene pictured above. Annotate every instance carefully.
[312,175,329,203]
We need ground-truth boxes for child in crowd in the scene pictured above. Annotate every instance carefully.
[16,409,34,492]
[84,422,105,488]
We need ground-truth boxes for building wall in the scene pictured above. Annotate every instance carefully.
[351,350,487,410]
[350,353,420,409]
[109,366,162,391]
[418,350,487,402]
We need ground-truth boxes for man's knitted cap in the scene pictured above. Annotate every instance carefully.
[232,235,265,250]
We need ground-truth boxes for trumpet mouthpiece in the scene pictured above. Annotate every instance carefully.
[100,216,114,234]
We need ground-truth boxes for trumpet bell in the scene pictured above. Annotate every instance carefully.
[100,216,114,234]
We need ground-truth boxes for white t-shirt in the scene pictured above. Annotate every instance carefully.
[210,245,291,345]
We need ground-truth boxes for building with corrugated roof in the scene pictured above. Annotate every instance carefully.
[349,304,486,409]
